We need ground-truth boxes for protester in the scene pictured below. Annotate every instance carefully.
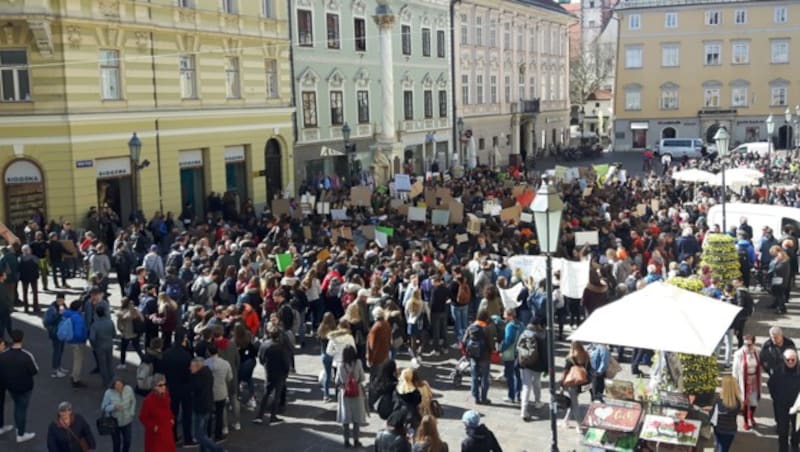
[116,296,144,369]
[18,244,40,313]
[139,373,176,452]
[711,376,741,452]
[336,345,366,448]
[0,329,38,443]
[161,329,194,447]
[413,415,448,452]
[205,343,233,441]
[189,357,221,452]
[318,312,338,402]
[62,299,89,388]
[253,323,291,425]
[369,360,399,420]
[367,306,392,370]
[89,303,117,387]
[0,271,12,340]
[732,335,761,430]
[101,376,136,452]
[560,341,590,430]
[518,320,547,421]
[43,292,69,378]
[374,411,411,452]
[463,309,494,405]
[760,326,796,377]
[499,308,523,404]
[460,410,502,452]
[45,401,96,452]
[769,348,800,452]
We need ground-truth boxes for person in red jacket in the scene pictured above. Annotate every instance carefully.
[139,373,176,452]
[242,303,260,336]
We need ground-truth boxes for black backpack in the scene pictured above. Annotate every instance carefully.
[466,323,487,360]
[735,288,754,317]
[737,246,751,272]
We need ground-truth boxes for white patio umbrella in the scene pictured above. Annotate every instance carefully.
[725,167,764,180]
[709,171,760,188]
[568,281,741,356]
[671,169,715,183]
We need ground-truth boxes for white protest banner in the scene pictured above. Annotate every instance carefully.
[575,230,599,246]
[316,202,331,215]
[375,230,388,248]
[559,259,590,299]
[500,283,525,310]
[408,206,426,222]
[431,209,450,225]
[456,234,469,244]
[395,174,411,192]
[331,208,348,220]
[520,212,533,223]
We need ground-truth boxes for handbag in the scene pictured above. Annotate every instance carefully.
[563,365,589,387]
[490,350,501,365]
[96,413,119,436]
[430,399,444,418]
[772,276,784,286]
[554,390,571,409]
[606,357,622,379]
[63,424,90,452]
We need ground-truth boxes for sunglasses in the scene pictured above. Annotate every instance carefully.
[786,359,797,363]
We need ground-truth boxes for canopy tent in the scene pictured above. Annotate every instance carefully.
[709,168,762,189]
[568,281,741,356]
[320,145,345,157]
[671,169,714,184]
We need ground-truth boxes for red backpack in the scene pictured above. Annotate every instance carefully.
[343,372,359,398]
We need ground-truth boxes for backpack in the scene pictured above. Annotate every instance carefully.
[343,371,359,398]
[56,316,74,342]
[326,275,343,299]
[192,279,212,306]
[517,332,540,369]
[737,245,751,272]
[165,279,185,303]
[465,323,487,360]
[736,288,754,317]
[456,280,471,305]
[136,361,154,391]
[376,392,394,420]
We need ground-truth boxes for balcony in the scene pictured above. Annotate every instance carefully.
[519,99,540,114]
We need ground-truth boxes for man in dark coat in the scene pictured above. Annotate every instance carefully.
[190,357,222,452]
[760,326,796,377]
[769,349,800,452]
[253,324,291,425]
[460,410,503,452]
[162,329,194,447]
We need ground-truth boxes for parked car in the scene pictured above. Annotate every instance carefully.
[656,138,705,158]
[730,142,771,158]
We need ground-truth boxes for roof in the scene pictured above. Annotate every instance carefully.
[588,90,613,101]
[511,0,574,17]
[616,0,752,11]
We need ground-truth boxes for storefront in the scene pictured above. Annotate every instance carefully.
[95,156,133,222]
[630,122,649,149]
[179,149,206,218]
[3,159,45,236]
[224,145,248,212]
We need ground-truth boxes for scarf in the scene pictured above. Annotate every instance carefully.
[742,349,761,404]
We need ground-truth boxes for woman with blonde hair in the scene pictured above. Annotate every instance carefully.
[413,415,448,452]
[405,290,425,364]
[395,368,423,429]
[318,312,338,402]
[560,341,590,430]
[156,293,179,348]
[712,376,742,452]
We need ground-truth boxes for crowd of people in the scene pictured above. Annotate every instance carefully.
[0,148,799,451]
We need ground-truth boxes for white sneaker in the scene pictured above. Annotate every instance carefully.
[51,371,59,378]
[56,369,69,378]
[17,432,35,443]
[232,422,241,431]
[116,364,127,370]
[58,367,70,374]
[246,398,257,410]
[0,425,13,435]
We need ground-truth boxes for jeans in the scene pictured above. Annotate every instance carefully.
[503,360,521,401]
[51,339,64,370]
[565,385,581,423]
[714,430,735,452]
[518,308,532,327]
[0,309,12,340]
[169,389,193,444]
[470,359,491,402]
[51,261,69,287]
[211,400,225,440]
[321,353,333,398]
[257,378,287,419]
[11,390,32,435]
[520,368,542,418]
[777,412,799,452]
[119,336,143,364]
[429,311,447,350]
[239,358,257,401]
[96,346,113,388]
[192,412,223,452]
[111,422,132,452]
[631,348,652,374]
[450,305,468,344]
[591,373,606,402]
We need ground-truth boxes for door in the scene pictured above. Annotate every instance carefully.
[264,139,283,200]
[180,168,205,217]
[779,125,793,150]
[661,127,676,139]
[632,130,647,149]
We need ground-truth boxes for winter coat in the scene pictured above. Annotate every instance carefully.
[18,254,39,283]
[116,307,141,340]
[102,385,137,426]
[461,424,503,452]
[190,366,215,415]
[374,429,412,452]
[258,337,292,382]
[161,344,193,396]
[46,414,96,452]
[214,337,240,395]
[367,320,392,367]
[326,328,356,368]
[89,252,111,277]
[139,391,176,452]
[89,315,117,351]
[204,355,233,402]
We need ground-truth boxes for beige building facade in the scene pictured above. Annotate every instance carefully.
[614,0,800,151]
[0,0,294,235]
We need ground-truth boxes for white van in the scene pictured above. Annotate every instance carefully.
[706,202,800,248]
[657,138,704,158]
[730,142,771,157]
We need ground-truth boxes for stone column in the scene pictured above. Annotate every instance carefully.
[511,116,520,156]
[374,3,396,144]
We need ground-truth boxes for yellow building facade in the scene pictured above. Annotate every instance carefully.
[0,0,294,234]
[613,0,800,151]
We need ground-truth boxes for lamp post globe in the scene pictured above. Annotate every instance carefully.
[785,107,793,124]
[766,114,775,135]
[128,132,142,163]
[341,122,351,143]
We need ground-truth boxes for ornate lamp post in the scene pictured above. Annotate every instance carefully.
[714,127,730,232]
[128,132,142,221]
[766,114,775,188]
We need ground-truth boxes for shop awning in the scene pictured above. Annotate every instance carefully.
[320,146,345,157]
[630,122,649,130]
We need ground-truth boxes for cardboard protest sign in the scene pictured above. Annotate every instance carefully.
[408,206,426,222]
[520,212,533,223]
[60,240,78,257]
[435,187,452,202]
[500,205,521,222]
[575,230,599,246]
[651,199,660,212]
[511,185,526,197]
[316,248,330,262]
[636,204,647,217]
[449,200,464,224]
[431,209,450,225]
[303,226,312,240]
[0,223,19,245]
[456,234,469,244]
[554,165,568,180]
[409,180,423,199]
[565,167,580,182]
[271,199,290,217]
[316,202,330,215]
[424,189,437,208]
[276,253,293,272]
[341,226,353,240]
[397,204,409,216]
[394,174,411,192]
[389,199,405,210]
[360,225,375,240]
[350,186,372,206]
[516,189,534,208]
[467,219,481,235]
[583,187,593,198]
[330,209,348,220]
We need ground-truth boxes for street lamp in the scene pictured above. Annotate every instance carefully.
[342,122,353,184]
[786,107,794,153]
[578,107,586,150]
[457,117,464,165]
[530,182,564,452]
[128,132,142,223]
[714,127,730,233]
[766,114,775,188]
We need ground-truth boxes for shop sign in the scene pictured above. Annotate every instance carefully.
[630,122,649,130]
[224,146,246,163]
[95,157,131,179]
[75,160,94,168]
[179,149,204,169]
[4,160,43,185]
[582,400,643,433]
[657,120,680,125]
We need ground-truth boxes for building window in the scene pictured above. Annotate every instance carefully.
[476,74,484,104]
[422,28,431,57]
[460,14,468,45]
[436,30,445,58]
[179,55,197,99]
[265,59,278,98]
[774,6,788,24]
[462,74,469,104]
[519,74,525,101]
[504,23,511,51]
[529,76,536,99]
[518,29,524,51]
[504,75,511,103]
[326,13,340,49]
[178,0,194,8]
[0,50,30,102]
[330,90,343,125]
[664,12,678,28]
[222,0,237,14]
[529,33,536,54]
[624,89,641,110]
[703,88,720,108]
[488,19,497,47]
[771,39,789,64]
[356,90,369,124]
[625,46,642,68]
[731,86,748,107]
[734,9,747,25]
[354,17,366,52]
[261,0,273,18]
[661,45,679,67]
[475,16,483,46]
[771,86,787,106]
[403,90,413,120]
[401,25,411,55]
[99,49,121,100]
[297,10,313,47]
[301,91,317,127]
[661,87,678,110]
[424,90,433,119]
[438,90,447,118]
[731,41,749,65]
[225,56,240,98]
[489,75,497,104]
[628,14,641,30]
[704,42,721,65]
[705,10,720,25]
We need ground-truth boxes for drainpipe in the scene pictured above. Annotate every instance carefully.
[287,1,298,145]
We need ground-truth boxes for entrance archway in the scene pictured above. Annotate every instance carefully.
[778,125,793,150]
[264,139,283,201]
[3,159,46,237]
[705,123,720,144]
[662,127,677,139]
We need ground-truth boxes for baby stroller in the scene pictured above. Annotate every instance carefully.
[449,346,471,387]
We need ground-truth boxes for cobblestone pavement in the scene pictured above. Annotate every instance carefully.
[0,276,787,452]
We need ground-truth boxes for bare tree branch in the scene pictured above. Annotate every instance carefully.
[570,41,615,105]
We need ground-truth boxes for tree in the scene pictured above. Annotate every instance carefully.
[569,41,615,106]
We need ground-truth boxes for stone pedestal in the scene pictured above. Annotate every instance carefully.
[369,141,405,186]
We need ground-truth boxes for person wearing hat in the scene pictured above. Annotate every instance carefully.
[460,410,502,452]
